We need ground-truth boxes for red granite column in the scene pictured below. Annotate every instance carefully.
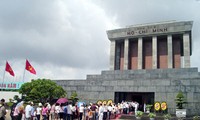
[143,38,152,69]
[172,36,181,68]
[129,40,138,70]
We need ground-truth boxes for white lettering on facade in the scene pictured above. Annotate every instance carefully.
[127,26,168,36]
[152,28,167,33]
[127,31,135,35]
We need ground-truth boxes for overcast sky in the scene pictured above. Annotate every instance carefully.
[0,0,200,82]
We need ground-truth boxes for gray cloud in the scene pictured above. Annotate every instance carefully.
[95,0,200,69]
[0,1,110,65]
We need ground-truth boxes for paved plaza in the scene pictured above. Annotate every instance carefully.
[118,114,194,120]
[4,110,196,120]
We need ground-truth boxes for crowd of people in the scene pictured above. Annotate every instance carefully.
[1,98,140,120]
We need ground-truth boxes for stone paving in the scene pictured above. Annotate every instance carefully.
[5,110,195,120]
[117,114,194,120]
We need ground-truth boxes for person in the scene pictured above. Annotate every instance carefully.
[42,103,49,120]
[71,104,76,120]
[102,104,107,120]
[75,104,79,119]
[88,109,93,120]
[143,103,146,113]
[25,101,33,120]
[46,102,51,120]
[13,103,20,120]
[10,100,17,120]
[50,103,56,120]
[122,102,126,114]
[36,103,42,120]
[79,104,84,120]
[125,102,129,114]
[54,103,60,120]
[31,103,37,120]
[59,103,65,119]
[83,104,89,120]
[90,103,97,120]
[98,103,103,120]
[0,99,6,120]
[107,104,112,119]
[134,102,139,113]
[66,102,72,120]
[17,101,24,120]
[63,103,68,120]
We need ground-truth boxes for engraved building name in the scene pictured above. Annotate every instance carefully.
[127,25,168,36]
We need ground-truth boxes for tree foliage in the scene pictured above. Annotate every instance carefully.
[14,95,20,100]
[175,91,187,109]
[70,91,79,104]
[19,79,66,103]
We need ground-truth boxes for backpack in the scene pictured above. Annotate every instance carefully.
[64,107,67,114]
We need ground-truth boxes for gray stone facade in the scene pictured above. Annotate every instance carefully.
[55,67,200,116]
[54,21,198,116]
[107,21,193,70]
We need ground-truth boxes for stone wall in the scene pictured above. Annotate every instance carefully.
[0,91,21,102]
[55,67,200,116]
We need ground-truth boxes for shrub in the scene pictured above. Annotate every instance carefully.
[163,113,171,119]
[136,111,144,117]
[148,112,156,118]
[193,115,200,120]
[146,104,153,111]
[175,91,187,109]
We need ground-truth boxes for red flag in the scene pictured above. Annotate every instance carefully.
[25,60,36,74]
[5,61,15,76]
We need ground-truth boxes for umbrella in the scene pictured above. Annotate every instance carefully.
[56,98,68,104]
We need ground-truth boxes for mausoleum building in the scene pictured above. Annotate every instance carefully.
[55,21,200,116]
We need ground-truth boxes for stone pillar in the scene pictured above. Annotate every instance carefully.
[124,38,129,70]
[110,40,116,70]
[167,35,173,68]
[152,36,157,69]
[183,33,190,68]
[138,38,143,69]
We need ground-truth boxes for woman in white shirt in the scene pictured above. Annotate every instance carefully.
[36,103,42,120]
[98,104,104,120]
[55,103,61,120]
[79,104,84,120]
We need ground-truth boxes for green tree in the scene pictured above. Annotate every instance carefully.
[13,95,19,100]
[70,91,79,104]
[19,79,66,103]
[175,91,187,109]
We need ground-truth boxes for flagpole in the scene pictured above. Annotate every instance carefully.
[1,62,6,91]
[22,60,26,83]
[2,67,5,83]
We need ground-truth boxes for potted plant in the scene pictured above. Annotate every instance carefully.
[193,115,200,120]
[135,111,144,119]
[145,104,153,113]
[175,91,187,118]
[148,112,156,120]
[163,113,171,120]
